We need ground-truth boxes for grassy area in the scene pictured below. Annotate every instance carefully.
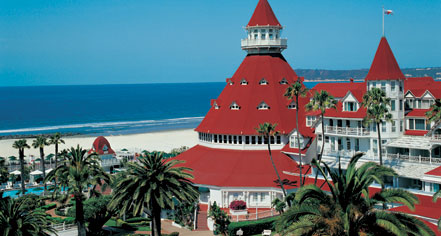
[104,218,151,232]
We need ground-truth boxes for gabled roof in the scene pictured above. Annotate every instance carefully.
[173,145,308,188]
[365,37,405,81]
[405,77,441,99]
[196,54,314,137]
[247,0,281,28]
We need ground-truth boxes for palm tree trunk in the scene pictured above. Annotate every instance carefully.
[377,122,383,165]
[296,98,303,187]
[314,114,326,185]
[19,149,26,195]
[54,144,58,189]
[152,201,162,236]
[267,140,287,199]
[40,147,46,194]
[75,192,87,236]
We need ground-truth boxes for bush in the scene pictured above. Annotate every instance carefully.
[125,217,150,223]
[229,200,246,210]
[227,217,278,236]
[63,217,75,224]
[41,203,57,210]
[55,206,66,216]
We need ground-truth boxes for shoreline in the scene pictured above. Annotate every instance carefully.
[0,128,198,158]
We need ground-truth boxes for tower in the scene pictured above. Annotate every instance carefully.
[241,0,287,54]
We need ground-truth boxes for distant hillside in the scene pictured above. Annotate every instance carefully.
[296,67,441,82]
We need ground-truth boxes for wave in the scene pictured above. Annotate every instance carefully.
[0,117,204,134]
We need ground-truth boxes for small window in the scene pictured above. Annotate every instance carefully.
[276,136,281,144]
[279,78,288,85]
[399,100,403,111]
[227,79,234,85]
[230,101,240,110]
[240,79,248,85]
[259,78,268,85]
[261,34,266,40]
[381,82,386,92]
[382,122,386,132]
[400,121,403,132]
[391,100,395,111]
[213,101,220,110]
[257,101,270,110]
[392,120,396,132]
[254,34,258,39]
[344,102,357,111]
[287,101,296,109]
[306,116,316,127]
[269,34,273,39]
[269,29,273,32]
[391,81,396,91]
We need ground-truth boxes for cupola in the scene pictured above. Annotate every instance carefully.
[241,0,287,54]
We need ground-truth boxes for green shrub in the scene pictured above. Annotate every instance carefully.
[63,217,75,224]
[55,206,66,216]
[227,217,278,236]
[163,232,179,236]
[125,217,150,223]
[41,203,57,210]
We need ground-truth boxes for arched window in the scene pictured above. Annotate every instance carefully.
[287,101,296,109]
[259,78,269,85]
[257,101,270,110]
[240,78,248,85]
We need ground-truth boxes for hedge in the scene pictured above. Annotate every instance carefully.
[46,216,75,224]
[125,217,150,223]
[227,217,278,236]
[40,203,57,210]
[163,233,179,236]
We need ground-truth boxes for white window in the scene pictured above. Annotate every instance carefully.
[381,82,386,92]
[259,78,268,85]
[391,81,396,91]
[287,101,296,109]
[260,193,266,201]
[382,122,386,132]
[399,99,403,111]
[391,100,396,111]
[279,78,288,85]
[306,116,316,127]
[400,121,403,132]
[344,102,357,111]
[290,135,304,148]
[230,101,240,110]
[423,100,430,109]
[392,120,396,132]
[373,139,378,154]
[257,101,270,110]
[331,137,335,151]
[240,79,248,85]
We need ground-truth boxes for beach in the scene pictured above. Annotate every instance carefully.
[0,129,198,158]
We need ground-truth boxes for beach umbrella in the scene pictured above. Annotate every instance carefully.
[30,170,43,175]
[10,170,21,175]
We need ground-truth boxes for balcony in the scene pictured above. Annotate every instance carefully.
[431,135,441,143]
[323,126,370,136]
[386,153,441,164]
[241,38,287,49]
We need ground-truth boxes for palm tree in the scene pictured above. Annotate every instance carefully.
[12,139,30,195]
[362,87,392,165]
[256,123,288,199]
[305,90,337,184]
[45,145,110,236]
[32,136,49,194]
[284,79,308,187]
[426,99,441,134]
[276,153,435,236]
[49,133,64,169]
[110,152,199,236]
[0,197,57,235]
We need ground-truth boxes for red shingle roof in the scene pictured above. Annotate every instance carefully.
[406,109,430,117]
[425,165,441,176]
[365,37,405,81]
[196,54,314,137]
[247,0,281,28]
[405,77,441,99]
[173,145,307,188]
[89,136,115,155]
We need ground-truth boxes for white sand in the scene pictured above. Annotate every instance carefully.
[0,129,198,159]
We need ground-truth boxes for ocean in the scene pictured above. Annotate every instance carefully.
[0,82,320,136]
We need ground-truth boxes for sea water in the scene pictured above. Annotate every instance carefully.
[0,82,320,136]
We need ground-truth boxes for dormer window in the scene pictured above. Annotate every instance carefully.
[344,101,357,112]
[240,79,248,85]
[103,145,108,151]
[230,101,240,110]
[213,101,220,110]
[259,78,268,85]
[287,101,296,109]
[257,101,270,110]
[306,116,316,127]
[227,78,233,85]
[279,78,288,85]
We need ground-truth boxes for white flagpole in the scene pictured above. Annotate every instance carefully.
[382,6,385,36]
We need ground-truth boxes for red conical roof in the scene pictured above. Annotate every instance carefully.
[89,136,115,155]
[247,0,281,28]
[365,37,405,81]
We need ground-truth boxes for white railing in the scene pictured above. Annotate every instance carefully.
[323,126,370,136]
[386,153,441,164]
[101,158,120,167]
[241,38,287,48]
[228,208,279,222]
[52,222,76,231]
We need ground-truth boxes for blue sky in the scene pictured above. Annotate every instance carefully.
[1,0,440,86]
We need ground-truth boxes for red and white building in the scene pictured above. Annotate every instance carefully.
[174,0,441,229]
[89,136,120,172]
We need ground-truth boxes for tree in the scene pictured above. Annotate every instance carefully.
[0,157,9,187]
[426,99,441,134]
[68,195,115,234]
[284,79,308,186]
[110,152,199,236]
[32,136,50,194]
[208,201,230,235]
[12,139,30,195]
[44,145,111,236]
[276,153,435,236]
[0,197,57,236]
[272,198,286,214]
[362,87,392,165]
[305,90,337,184]
[256,123,288,198]
[49,133,64,169]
